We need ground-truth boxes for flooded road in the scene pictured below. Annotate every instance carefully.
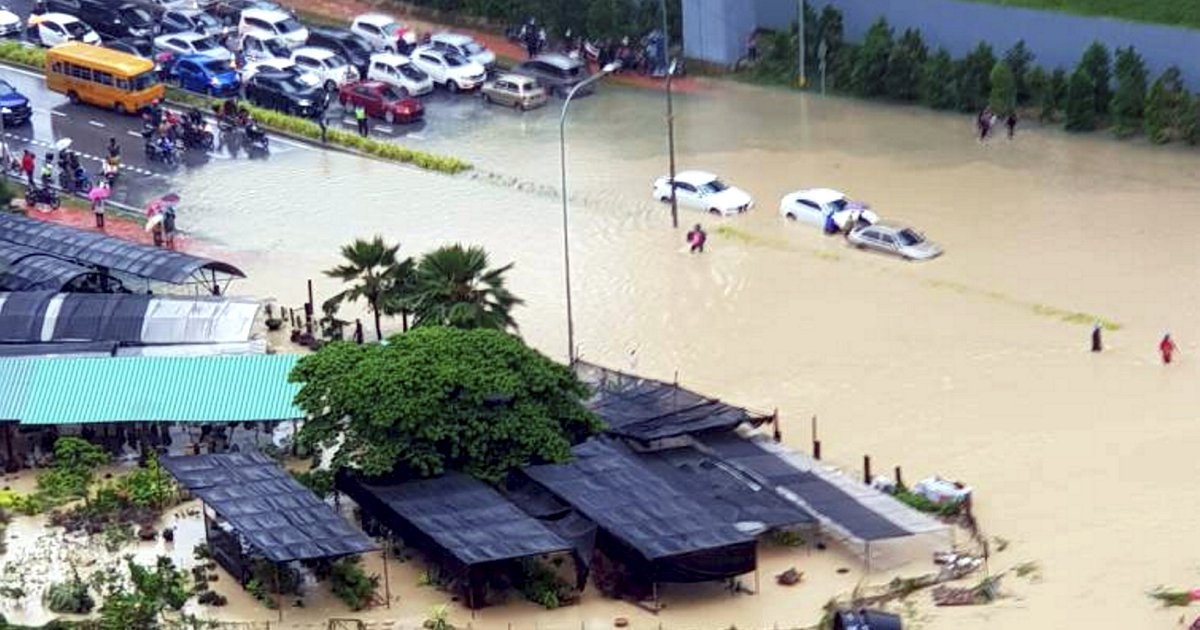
[109,78,1200,630]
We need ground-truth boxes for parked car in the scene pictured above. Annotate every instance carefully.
[350,13,416,54]
[244,69,324,117]
[290,46,358,91]
[169,54,240,96]
[44,0,155,40]
[652,170,754,216]
[779,188,879,232]
[306,27,373,77]
[161,8,230,38]
[0,78,32,126]
[428,32,495,69]
[155,31,231,62]
[411,47,485,92]
[0,5,22,38]
[240,57,319,88]
[847,223,942,260]
[29,13,101,47]
[481,73,547,110]
[236,31,292,64]
[365,52,431,96]
[139,0,200,12]
[207,0,287,25]
[238,7,307,49]
[338,80,423,124]
[104,37,156,59]
[512,53,590,97]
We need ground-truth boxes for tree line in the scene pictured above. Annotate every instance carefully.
[753,7,1200,145]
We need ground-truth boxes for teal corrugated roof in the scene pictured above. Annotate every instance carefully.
[2,355,302,425]
[0,360,37,422]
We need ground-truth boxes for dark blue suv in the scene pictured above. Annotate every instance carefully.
[0,79,31,126]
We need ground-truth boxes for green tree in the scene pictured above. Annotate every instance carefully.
[1182,94,1200,145]
[1078,41,1112,117]
[1144,66,1187,144]
[885,28,926,101]
[988,61,1017,116]
[290,327,604,482]
[1025,66,1050,120]
[1110,46,1147,137]
[850,17,892,97]
[918,47,958,110]
[816,4,845,85]
[98,556,190,630]
[956,42,996,112]
[1003,40,1035,105]
[324,236,412,341]
[40,437,109,504]
[1048,68,1069,118]
[1064,67,1097,132]
[410,244,522,332]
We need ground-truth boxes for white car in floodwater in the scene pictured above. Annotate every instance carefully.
[652,170,754,216]
[847,223,942,261]
[779,188,879,232]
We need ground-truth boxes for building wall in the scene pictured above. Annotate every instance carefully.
[683,0,1200,86]
[682,0,756,66]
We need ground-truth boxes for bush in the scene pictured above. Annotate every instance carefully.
[291,469,334,499]
[850,18,892,98]
[1064,67,1097,132]
[988,61,1016,116]
[957,42,996,112]
[516,558,573,610]
[1003,40,1035,105]
[44,574,95,614]
[1181,94,1200,145]
[1111,46,1147,137]
[1078,41,1112,117]
[0,41,47,69]
[1025,66,1050,119]
[118,454,176,508]
[0,178,13,210]
[1144,66,1187,144]
[197,590,228,606]
[330,556,379,611]
[918,48,958,110]
[884,28,926,101]
[1048,68,1069,118]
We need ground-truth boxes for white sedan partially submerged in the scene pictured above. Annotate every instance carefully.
[779,187,879,233]
[652,170,754,216]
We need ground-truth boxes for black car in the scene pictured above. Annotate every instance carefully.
[161,8,229,37]
[244,70,326,118]
[44,0,155,39]
[104,37,155,59]
[306,27,373,77]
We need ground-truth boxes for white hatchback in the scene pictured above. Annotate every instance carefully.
[366,52,433,96]
[291,46,358,91]
[428,32,495,69]
[155,31,232,62]
[31,13,100,47]
[238,8,308,49]
[410,46,486,92]
[779,188,879,231]
[652,171,754,216]
[350,13,417,53]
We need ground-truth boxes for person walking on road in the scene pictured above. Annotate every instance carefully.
[354,104,368,137]
[1160,333,1177,364]
[1005,113,1018,139]
[21,150,35,186]
[686,224,707,253]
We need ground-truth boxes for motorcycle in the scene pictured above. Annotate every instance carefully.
[25,184,60,209]
[181,122,214,151]
[244,123,269,154]
[145,137,178,167]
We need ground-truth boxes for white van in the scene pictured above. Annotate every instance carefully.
[238,8,308,49]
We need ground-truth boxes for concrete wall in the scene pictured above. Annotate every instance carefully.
[683,0,756,66]
[683,0,1200,86]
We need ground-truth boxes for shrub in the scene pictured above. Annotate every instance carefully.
[197,590,228,606]
[330,556,379,611]
[0,178,13,210]
[1048,68,1069,118]
[957,42,996,112]
[850,18,892,98]
[884,28,926,101]
[1111,46,1148,137]
[0,41,47,69]
[516,558,573,610]
[1025,66,1050,119]
[1003,40,1035,105]
[988,61,1016,116]
[1064,67,1097,132]
[919,48,958,110]
[1181,94,1200,145]
[44,574,95,614]
[1078,41,1112,117]
[118,453,176,508]
[1144,66,1188,144]
[291,469,334,499]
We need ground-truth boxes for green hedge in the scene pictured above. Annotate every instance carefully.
[169,90,473,174]
[0,40,46,69]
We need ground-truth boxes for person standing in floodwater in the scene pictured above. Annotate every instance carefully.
[1160,333,1177,364]
[686,224,707,253]
[1091,322,1102,352]
[977,107,993,140]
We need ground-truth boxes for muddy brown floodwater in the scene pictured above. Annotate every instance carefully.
[51,79,1200,629]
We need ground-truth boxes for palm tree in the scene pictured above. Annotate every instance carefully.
[410,244,523,332]
[324,236,411,341]
[379,256,416,332]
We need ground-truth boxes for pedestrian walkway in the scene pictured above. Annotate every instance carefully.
[279,0,705,94]
[18,201,168,249]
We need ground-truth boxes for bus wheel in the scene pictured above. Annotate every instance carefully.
[67,91,79,104]
[114,103,126,115]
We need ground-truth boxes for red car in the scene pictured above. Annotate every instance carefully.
[338,81,424,124]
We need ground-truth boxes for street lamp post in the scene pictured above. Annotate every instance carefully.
[559,62,620,365]
[660,0,679,228]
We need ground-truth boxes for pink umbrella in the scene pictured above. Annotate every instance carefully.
[145,199,163,218]
[87,184,110,203]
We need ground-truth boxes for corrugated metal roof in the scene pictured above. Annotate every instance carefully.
[2,354,302,425]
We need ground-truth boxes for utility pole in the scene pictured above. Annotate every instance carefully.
[661,0,678,228]
[797,0,807,88]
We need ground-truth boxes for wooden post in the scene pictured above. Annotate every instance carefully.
[894,465,904,488]
[863,455,872,485]
[813,439,821,460]
[772,409,781,442]
[305,279,314,335]
[274,563,283,622]
[382,544,391,609]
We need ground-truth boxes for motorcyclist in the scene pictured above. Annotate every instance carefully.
[39,153,53,188]
[107,137,120,161]
[102,155,119,181]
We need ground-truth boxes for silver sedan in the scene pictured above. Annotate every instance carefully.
[847,223,942,260]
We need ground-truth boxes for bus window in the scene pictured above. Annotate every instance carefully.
[95,71,113,86]
[131,72,158,91]
[116,78,128,90]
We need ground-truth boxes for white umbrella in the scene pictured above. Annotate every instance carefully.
[53,138,72,152]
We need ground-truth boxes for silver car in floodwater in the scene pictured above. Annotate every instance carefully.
[847,223,942,260]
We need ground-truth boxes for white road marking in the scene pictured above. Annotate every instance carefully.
[375,125,394,133]
[88,120,105,128]
[406,133,426,140]
[49,110,66,117]
[2,64,43,79]
[127,130,143,138]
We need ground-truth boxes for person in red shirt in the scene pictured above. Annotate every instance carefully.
[1160,333,1177,364]
[20,150,34,186]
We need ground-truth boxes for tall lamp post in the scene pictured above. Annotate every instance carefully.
[660,0,679,228]
[559,62,620,365]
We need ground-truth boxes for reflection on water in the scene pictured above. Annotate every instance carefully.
[19,80,1200,630]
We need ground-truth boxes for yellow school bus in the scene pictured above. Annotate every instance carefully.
[45,42,164,114]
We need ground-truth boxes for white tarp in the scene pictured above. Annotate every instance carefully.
[140,297,260,344]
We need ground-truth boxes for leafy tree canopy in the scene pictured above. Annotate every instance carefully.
[290,327,603,483]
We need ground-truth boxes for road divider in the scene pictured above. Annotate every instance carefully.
[0,43,473,176]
